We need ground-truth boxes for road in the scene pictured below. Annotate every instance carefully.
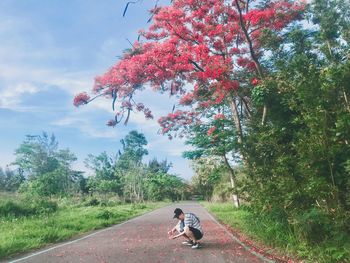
[6,203,273,263]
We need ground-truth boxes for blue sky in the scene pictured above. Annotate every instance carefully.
[0,0,194,180]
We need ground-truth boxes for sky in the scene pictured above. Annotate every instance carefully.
[0,0,194,180]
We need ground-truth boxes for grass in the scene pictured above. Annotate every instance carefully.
[0,199,166,260]
[201,202,350,263]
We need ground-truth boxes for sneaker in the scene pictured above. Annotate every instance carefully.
[182,240,194,246]
[191,243,200,249]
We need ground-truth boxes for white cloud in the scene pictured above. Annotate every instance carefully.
[81,126,120,140]
[0,14,95,110]
[0,82,40,110]
[51,116,77,127]
[0,63,100,112]
[51,115,120,140]
[146,135,190,157]
[132,111,160,128]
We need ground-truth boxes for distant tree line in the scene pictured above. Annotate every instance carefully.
[0,131,190,202]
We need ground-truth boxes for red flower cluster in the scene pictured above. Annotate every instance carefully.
[158,110,199,136]
[207,127,216,136]
[214,113,225,120]
[179,93,194,105]
[74,0,305,135]
[73,92,90,107]
[121,101,132,109]
[251,78,260,86]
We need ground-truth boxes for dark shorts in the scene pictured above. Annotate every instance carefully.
[189,226,203,240]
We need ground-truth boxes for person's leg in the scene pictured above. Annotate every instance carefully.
[189,227,203,241]
[186,227,203,248]
[184,226,197,243]
[175,222,191,242]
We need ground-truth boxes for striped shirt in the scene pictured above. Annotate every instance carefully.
[184,213,203,233]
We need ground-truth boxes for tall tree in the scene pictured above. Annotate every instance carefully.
[183,109,241,206]
[117,130,148,169]
[241,0,350,246]
[0,166,25,192]
[116,131,148,201]
[84,152,122,195]
[148,158,172,174]
[74,0,304,152]
[85,151,117,181]
[13,132,79,196]
[13,133,60,179]
[146,171,185,201]
[190,157,222,201]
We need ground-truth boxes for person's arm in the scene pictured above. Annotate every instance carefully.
[169,230,186,239]
[167,221,180,235]
[167,225,177,235]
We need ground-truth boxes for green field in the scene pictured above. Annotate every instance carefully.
[0,194,166,260]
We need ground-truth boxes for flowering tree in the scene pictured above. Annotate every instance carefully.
[183,108,241,206]
[74,0,304,145]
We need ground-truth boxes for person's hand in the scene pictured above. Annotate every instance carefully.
[168,235,176,240]
[167,230,172,236]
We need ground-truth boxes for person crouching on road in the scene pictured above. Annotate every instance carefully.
[167,208,203,249]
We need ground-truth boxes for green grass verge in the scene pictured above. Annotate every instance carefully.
[0,202,166,260]
[201,202,350,263]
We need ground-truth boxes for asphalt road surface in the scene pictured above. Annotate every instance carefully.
[6,202,274,263]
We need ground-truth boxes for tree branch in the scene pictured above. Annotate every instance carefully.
[234,0,267,125]
[188,59,205,72]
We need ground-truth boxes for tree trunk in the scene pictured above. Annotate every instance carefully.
[343,90,350,113]
[223,154,240,208]
[261,104,267,125]
[230,174,240,207]
[228,97,243,144]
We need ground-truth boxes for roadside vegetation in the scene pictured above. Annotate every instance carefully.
[0,131,187,259]
[176,1,349,262]
[202,202,349,263]
[0,193,164,259]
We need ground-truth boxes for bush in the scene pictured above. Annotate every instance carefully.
[83,198,100,206]
[0,198,58,218]
[31,199,58,215]
[99,199,122,207]
[132,203,147,210]
[82,196,123,207]
[292,208,332,243]
[95,209,114,220]
[0,200,32,217]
